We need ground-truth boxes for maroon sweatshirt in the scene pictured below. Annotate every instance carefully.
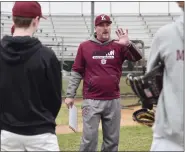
[72,37,142,100]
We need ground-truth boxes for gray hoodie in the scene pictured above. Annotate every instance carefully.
[147,14,184,145]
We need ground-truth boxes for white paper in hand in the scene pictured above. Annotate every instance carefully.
[69,105,78,133]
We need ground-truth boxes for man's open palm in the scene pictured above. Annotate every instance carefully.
[114,28,130,46]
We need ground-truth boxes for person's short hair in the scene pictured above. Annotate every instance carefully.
[13,16,33,28]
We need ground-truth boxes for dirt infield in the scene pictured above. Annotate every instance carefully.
[56,103,142,134]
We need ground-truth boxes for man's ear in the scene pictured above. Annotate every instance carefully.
[35,16,40,22]
[33,16,40,26]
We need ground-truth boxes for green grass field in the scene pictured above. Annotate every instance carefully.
[56,98,152,151]
[62,76,134,96]
[57,126,152,151]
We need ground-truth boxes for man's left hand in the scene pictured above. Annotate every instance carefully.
[114,28,130,46]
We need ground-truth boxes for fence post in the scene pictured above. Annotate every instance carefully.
[110,2,112,15]
[168,1,170,15]
[138,2,141,15]
[61,37,64,71]
[91,1,94,36]
[81,2,83,15]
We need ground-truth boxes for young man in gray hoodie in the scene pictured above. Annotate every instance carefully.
[147,2,184,151]
[65,14,142,151]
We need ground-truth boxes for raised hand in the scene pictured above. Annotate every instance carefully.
[114,28,130,46]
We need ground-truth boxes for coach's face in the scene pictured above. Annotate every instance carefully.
[95,22,111,41]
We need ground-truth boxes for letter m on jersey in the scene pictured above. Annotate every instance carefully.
[176,50,184,61]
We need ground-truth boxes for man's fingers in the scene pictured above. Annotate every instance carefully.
[65,100,74,109]
[116,28,128,37]
[120,28,128,35]
[125,29,128,35]
[65,101,70,109]
[116,28,123,37]
[120,28,124,35]
[118,28,122,35]
[66,104,70,109]
[70,102,73,108]
[115,31,120,38]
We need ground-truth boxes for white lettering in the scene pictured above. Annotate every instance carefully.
[101,15,106,20]
[92,56,114,59]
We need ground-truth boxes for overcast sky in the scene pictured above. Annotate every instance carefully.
[1,1,182,15]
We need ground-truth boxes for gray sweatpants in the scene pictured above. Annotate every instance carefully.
[79,98,121,152]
